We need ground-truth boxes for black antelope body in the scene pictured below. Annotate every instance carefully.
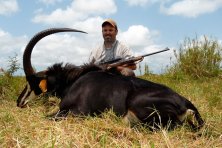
[17,28,204,130]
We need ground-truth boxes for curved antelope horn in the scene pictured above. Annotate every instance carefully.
[23,28,87,76]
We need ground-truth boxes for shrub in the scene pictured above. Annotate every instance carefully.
[0,54,23,101]
[168,36,222,78]
[5,54,20,77]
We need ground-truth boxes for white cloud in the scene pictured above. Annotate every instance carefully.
[0,0,19,16]
[118,25,172,74]
[0,28,27,70]
[32,0,117,25]
[0,29,94,74]
[118,25,164,56]
[119,25,155,48]
[70,16,106,41]
[29,33,92,68]
[124,0,149,6]
[161,0,222,18]
[140,45,174,74]
[0,28,96,74]
[0,29,27,54]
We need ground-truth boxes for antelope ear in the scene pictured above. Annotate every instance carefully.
[39,79,47,93]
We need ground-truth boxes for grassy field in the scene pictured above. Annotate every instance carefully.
[0,74,221,148]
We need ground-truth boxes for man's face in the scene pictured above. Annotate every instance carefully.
[102,24,117,43]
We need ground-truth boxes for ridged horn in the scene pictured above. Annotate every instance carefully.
[23,28,87,76]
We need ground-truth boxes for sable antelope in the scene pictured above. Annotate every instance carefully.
[17,28,204,130]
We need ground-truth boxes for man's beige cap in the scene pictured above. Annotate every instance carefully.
[102,19,118,30]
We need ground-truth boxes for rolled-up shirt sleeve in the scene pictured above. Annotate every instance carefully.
[89,50,95,63]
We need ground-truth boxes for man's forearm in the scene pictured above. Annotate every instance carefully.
[116,63,137,71]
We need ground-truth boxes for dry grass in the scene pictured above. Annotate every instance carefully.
[0,75,222,148]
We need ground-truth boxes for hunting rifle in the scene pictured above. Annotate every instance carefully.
[102,47,170,69]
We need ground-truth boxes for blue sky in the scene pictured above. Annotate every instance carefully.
[0,0,222,75]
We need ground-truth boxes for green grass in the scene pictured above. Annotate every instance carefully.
[0,74,221,148]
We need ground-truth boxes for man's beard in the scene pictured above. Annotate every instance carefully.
[104,36,114,42]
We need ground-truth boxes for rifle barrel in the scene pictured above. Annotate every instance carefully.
[107,47,170,69]
[141,47,170,57]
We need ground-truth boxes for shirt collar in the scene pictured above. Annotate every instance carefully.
[104,40,117,49]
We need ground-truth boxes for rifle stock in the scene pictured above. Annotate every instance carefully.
[107,47,170,69]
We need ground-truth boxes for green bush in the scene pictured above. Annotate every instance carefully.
[168,36,222,78]
[0,54,24,101]
[5,54,20,77]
